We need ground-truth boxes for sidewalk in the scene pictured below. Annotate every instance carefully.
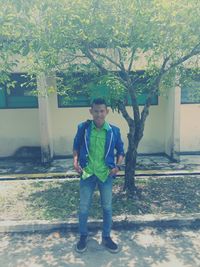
[0,154,200,233]
[0,154,200,179]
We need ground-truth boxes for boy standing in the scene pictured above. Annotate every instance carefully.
[73,98,124,253]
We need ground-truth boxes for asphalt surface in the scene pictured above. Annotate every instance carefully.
[1,227,200,267]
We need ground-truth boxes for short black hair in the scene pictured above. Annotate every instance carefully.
[91,98,107,108]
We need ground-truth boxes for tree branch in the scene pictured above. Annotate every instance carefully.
[128,47,137,72]
[82,47,108,74]
[89,48,122,70]
[140,44,200,138]
[167,42,200,71]
[118,101,134,127]
[161,55,171,71]
[139,57,170,140]
[117,48,126,72]
[129,86,140,121]
[123,72,140,127]
[58,54,86,66]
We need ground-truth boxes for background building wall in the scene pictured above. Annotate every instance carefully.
[0,109,40,157]
[180,104,200,152]
[0,93,200,157]
[50,94,166,156]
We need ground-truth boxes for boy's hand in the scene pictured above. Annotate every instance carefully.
[109,167,120,176]
[73,161,83,174]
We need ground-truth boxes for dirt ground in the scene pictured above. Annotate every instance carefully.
[1,227,200,267]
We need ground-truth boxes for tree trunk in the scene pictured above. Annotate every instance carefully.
[123,131,138,196]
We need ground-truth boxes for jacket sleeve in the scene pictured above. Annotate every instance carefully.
[73,123,82,152]
[115,128,125,157]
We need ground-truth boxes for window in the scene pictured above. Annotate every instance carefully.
[180,69,200,104]
[0,73,38,109]
[57,71,158,107]
[57,72,91,107]
[181,80,200,104]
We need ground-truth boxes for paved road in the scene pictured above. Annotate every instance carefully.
[0,227,200,267]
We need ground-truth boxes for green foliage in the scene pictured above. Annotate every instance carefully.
[96,74,126,111]
[159,69,177,97]
[0,0,200,107]
[180,68,200,102]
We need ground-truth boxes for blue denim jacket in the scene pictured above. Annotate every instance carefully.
[73,121,125,170]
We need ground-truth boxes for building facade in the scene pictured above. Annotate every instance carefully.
[0,71,200,161]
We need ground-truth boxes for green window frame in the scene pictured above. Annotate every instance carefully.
[0,73,38,109]
[57,72,158,108]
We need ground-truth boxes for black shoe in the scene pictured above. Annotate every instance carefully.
[102,236,119,253]
[75,235,88,253]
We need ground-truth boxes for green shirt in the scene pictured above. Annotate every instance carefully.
[81,121,110,182]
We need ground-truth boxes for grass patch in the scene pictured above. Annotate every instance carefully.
[0,175,200,221]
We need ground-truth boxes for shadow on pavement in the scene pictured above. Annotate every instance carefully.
[0,227,200,267]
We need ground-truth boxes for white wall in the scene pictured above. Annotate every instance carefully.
[49,94,166,156]
[180,104,200,152]
[0,109,40,157]
[1,94,200,157]
[137,97,166,154]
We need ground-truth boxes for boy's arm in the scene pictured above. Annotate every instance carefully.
[109,154,124,175]
[116,154,124,166]
[73,150,83,174]
[115,128,125,159]
[110,128,125,175]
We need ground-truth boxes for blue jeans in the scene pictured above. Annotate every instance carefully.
[79,174,113,238]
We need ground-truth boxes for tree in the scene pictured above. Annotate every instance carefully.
[1,0,200,195]
[0,1,22,85]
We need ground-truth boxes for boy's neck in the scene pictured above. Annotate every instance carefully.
[93,120,105,129]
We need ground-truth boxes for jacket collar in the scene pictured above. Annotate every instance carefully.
[85,121,113,157]
[91,121,110,131]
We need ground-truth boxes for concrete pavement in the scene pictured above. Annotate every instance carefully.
[1,227,200,267]
[1,155,200,177]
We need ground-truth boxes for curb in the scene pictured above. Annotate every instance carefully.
[1,213,200,233]
[1,169,200,181]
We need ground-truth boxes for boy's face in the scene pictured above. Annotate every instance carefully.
[89,104,109,125]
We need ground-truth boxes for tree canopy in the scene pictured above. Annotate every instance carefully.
[1,0,200,88]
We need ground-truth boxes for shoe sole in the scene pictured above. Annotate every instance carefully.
[75,245,87,253]
[75,236,88,253]
[101,242,120,253]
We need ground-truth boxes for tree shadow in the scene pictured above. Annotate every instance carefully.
[26,180,104,220]
[25,175,200,221]
[0,227,200,267]
[139,176,200,214]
